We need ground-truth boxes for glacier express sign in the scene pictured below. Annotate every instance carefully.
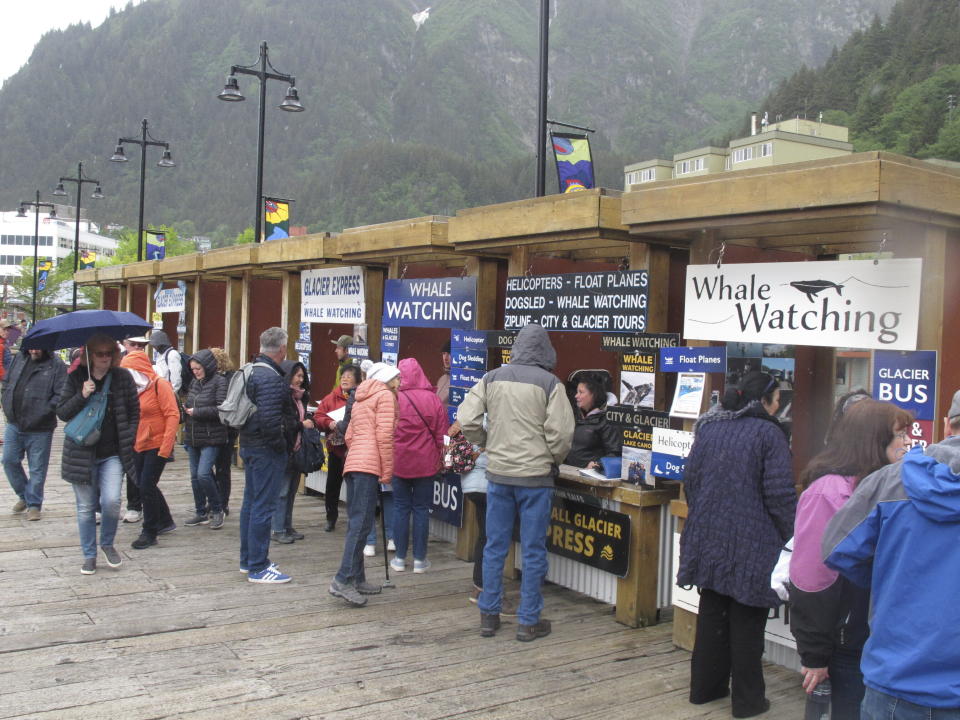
[684,259,922,351]
[301,266,365,323]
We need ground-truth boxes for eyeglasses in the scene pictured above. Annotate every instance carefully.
[92,350,114,358]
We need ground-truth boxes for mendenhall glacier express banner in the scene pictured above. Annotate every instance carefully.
[683,259,922,351]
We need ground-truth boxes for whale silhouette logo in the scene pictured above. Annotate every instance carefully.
[790,279,844,303]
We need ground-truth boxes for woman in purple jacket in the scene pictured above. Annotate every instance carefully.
[388,358,447,574]
[678,371,796,719]
[789,399,911,719]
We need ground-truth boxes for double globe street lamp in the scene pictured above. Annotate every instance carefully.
[16,192,56,322]
[53,162,104,311]
[217,41,304,244]
[110,118,175,262]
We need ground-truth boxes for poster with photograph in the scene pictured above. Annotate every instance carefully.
[620,352,655,408]
[670,372,706,419]
[622,445,652,487]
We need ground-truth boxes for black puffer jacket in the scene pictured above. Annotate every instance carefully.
[184,349,228,447]
[239,354,289,453]
[565,408,623,468]
[1,351,66,432]
[57,365,140,485]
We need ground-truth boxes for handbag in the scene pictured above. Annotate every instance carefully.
[294,425,326,474]
[64,372,113,447]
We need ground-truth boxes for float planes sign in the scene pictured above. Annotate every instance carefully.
[684,259,922,351]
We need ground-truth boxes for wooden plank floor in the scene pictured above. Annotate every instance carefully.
[0,427,806,719]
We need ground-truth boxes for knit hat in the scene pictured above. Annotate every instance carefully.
[149,330,171,349]
[949,390,960,423]
[331,334,353,348]
[360,359,374,376]
[367,362,400,385]
[441,340,451,353]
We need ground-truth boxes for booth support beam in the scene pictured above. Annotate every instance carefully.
[188,276,201,355]
[364,266,386,362]
[224,276,244,368]
[144,282,156,328]
[281,271,301,359]
[239,272,252,365]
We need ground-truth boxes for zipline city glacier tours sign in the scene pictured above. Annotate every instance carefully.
[504,270,648,332]
[684,259,922,351]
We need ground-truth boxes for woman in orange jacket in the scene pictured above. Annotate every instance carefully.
[120,349,180,549]
[329,362,399,607]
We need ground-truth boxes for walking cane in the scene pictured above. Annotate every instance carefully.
[378,482,395,588]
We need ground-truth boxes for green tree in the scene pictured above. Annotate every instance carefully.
[11,254,95,319]
[105,226,196,265]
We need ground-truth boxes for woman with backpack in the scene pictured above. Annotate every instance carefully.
[182,349,229,530]
[271,360,315,544]
[388,358,446,575]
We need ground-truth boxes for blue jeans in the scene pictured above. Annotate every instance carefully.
[829,646,865,720]
[72,456,123,558]
[239,446,286,574]
[187,445,223,515]
[365,488,394,546]
[335,472,378,586]
[479,481,552,626]
[272,467,300,534]
[3,424,53,509]
[391,476,433,560]
[862,686,960,720]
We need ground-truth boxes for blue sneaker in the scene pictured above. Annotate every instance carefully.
[247,565,291,584]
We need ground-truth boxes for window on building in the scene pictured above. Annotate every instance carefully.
[732,147,754,164]
[675,160,691,176]
[640,168,656,182]
[693,158,705,171]
[759,142,773,158]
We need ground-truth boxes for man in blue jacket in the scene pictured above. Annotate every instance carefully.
[2,348,66,520]
[239,327,295,584]
[823,391,960,718]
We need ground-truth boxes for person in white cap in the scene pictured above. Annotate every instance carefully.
[329,362,400,607]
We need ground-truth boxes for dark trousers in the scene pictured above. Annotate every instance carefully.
[829,646,866,720]
[466,492,486,588]
[689,588,769,717]
[134,449,173,538]
[214,441,233,510]
[126,473,142,512]
[325,452,345,524]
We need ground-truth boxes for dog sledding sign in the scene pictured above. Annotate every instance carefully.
[684,259,922,351]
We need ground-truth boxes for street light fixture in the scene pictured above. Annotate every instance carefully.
[109,118,175,261]
[16,192,56,322]
[217,41,304,243]
[53,162,103,311]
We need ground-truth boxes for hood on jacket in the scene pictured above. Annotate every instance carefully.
[149,329,171,350]
[192,349,218,380]
[280,360,310,393]
[509,323,556,371]
[903,440,960,523]
[398,357,434,392]
[355,376,393,403]
[120,351,157,393]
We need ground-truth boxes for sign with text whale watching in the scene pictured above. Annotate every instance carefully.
[684,259,922,350]
[383,277,477,329]
[301,266,365,323]
[504,271,648,332]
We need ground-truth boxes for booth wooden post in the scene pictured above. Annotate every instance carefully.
[238,271,252,364]
[224,276,244,369]
[121,283,133,313]
[615,500,664,627]
[144,282,155,322]
[185,277,200,355]
[281,271,301,359]
[364,266,385,361]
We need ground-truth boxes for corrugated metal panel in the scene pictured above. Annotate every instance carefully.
[659,509,678,608]
[764,641,801,671]
[429,517,457,543]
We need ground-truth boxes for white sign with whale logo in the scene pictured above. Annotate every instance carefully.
[684,259,922,351]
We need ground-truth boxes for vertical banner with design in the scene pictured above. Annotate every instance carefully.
[264,198,290,241]
[145,231,166,260]
[550,132,595,193]
[37,260,53,292]
[79,250,97,269]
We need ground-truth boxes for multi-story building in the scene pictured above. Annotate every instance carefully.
[0,205,118,285]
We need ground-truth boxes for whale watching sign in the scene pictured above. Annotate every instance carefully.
[683,259,922,351]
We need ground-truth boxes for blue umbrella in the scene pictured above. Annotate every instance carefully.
[21,310,152,351]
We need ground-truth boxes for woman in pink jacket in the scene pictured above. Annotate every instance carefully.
[328,363,399,607]
[388,358,447,575]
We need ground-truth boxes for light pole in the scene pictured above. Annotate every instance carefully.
[15,192,56,322]
[110,118,175,262]
[217,41,304,243]
[535,0,550,197]
[52,162,104,311]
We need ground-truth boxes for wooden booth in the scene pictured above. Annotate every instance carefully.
[620,151,960,666]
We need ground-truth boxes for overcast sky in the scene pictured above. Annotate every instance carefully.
[0,1,126,85]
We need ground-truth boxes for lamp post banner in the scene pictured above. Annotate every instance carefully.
[383,277,477,329]
[684,259,922,350]
[504,271,648,332]
[300,266,365,323]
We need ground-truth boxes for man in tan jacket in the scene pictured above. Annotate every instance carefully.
[458,323,574,642]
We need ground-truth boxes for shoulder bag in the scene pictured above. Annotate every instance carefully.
[64,372,114,447]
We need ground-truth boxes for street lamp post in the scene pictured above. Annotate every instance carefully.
[15,191,56,322]
[217,41,304,243]
[52,162,103,311]
[110,118,175,262]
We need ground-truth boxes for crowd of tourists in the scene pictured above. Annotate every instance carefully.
[4,315,960,718]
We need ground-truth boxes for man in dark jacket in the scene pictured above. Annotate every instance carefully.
[2,348,66,520]
[458,323,575,642]
[239,327,295,584]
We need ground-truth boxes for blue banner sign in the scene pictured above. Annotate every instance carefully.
[451,367,484,388]
[651,428,694,481]
[294,340,313,354]
[429,473,463,527]
[659,346,727,373]
[351,345,370,360]
[452,348,486,371]
[873,350,937,421]
[381,326,399,353]
[449,387,467,407]
[450,329,487,349]
[383,277,477,329]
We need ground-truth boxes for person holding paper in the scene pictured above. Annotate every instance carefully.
[316,365,362,532]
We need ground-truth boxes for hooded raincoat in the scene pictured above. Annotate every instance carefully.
[344,377,398,483]
[120,351,180,458]
[394,358,446,478]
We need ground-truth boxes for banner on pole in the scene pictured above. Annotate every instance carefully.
[264,198,290,241]
[551,132,595,193]
[145,231,165,261]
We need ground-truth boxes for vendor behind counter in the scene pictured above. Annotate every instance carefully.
[565,371,622,470]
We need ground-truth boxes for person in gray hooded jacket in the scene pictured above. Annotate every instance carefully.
[458,323,574,642]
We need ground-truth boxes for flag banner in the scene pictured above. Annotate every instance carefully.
[551,132,595,193]
[264,198,290,241]
[79,250,97,269]
[37,259,53,292]
[145,231,166,261]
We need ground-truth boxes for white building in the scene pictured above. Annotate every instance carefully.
[0,206,118,285]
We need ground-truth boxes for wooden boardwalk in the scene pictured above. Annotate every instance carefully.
[0,430,806,719]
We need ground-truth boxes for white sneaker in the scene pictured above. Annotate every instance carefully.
[363,544,376,557]
[413,559,431,574]
[387,539,396,552]
[389,557,406,572]
[123,509,142,523]
[95,512,101,525]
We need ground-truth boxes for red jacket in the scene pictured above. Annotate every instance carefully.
[120,351,180,458]
[344,379,397,483]
[394,358,446,479]
[316,386,349,458]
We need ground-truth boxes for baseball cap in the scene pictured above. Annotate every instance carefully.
[331,334,353,348]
